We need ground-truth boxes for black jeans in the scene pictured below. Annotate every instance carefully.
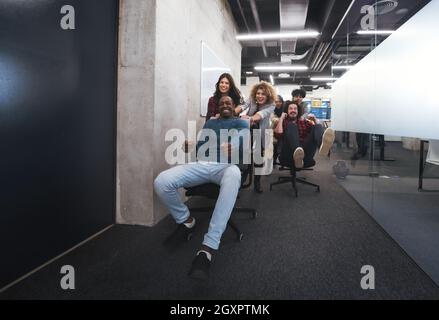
[279,123,324,168]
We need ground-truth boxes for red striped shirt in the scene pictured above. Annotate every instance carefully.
[279,117,313,144]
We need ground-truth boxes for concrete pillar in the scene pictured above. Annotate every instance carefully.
[117,0,156,225]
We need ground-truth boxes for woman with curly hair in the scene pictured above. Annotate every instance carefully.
[236,81,276,193]
[205,73,243,122]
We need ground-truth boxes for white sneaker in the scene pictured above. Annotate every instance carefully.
[319,128,335,156]
[293,147,305,168]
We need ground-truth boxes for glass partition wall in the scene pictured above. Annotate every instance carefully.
[330,0,439,285]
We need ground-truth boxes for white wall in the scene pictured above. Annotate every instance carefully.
[332,0,439,140]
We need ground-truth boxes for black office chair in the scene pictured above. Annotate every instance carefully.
[184,163,257,241]
[270,164,320,197]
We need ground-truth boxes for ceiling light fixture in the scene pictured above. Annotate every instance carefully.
[311,77,338,81]
[357,30,394,35]
[254,65,308,71]
[246,71,254,75]
[236,30,320,41]
[278,73,290,78]
[270,75,275,86]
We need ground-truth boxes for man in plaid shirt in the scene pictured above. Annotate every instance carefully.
[274,101,335,169]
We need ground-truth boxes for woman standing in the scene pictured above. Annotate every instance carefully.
[236,81,276,193]
[206,73,243,122]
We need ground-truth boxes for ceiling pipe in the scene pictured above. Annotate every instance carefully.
[306,0,336,68]
[312,43,331,71]
[316,44,334,72]
[309,43,325,70]
[249,0,268,57]
[237,0,251,33]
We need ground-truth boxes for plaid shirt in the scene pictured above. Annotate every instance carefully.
[277,117,313,145]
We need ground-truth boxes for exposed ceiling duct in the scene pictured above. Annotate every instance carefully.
[290,49,310,60]
[315,43,333,72]
[310,42,330,70]
[227,0,429,85]
[279,0,309,63]
[249,0,268,57]
[306,0,336,72]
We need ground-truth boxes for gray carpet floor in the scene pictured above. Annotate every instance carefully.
[1,152,439,299]
[337,173,439,286]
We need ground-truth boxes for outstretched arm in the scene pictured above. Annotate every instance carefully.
[274,112,286,135]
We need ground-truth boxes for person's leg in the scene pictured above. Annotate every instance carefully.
[284,122,301,151]
[254,148,264,193]
[202,164,241,250]
[188,163,241,280]
[356,133,365,156]
[279,123,304,168]
[362,134,370,157]
[302,124,323,167]
[355,133,370,157]
[273,141,279,165]
[154,163,210,224]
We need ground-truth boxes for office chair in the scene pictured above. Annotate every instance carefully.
[270,164,320,197]
[184,163,257,241]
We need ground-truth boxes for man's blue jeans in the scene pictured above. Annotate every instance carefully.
[154,162,241,250]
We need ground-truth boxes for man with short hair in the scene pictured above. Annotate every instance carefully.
[275,101,335,169]
[154,96,249,280]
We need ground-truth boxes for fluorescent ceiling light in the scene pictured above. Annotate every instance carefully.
[357,30,394,35]
[270,75,275,86]
[278,73,290,78]
[332,65,352,70]
[245,71,254,75]
[311,77,338,81]
[254,65,308,71]
[237,31,319,41]
[326,82,333,86]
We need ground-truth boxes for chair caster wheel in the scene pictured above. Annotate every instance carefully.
[238,233,244,241]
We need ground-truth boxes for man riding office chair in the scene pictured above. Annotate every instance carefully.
[270,100,335,196]
[154,95,253,280]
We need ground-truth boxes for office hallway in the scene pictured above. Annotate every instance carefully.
[2,156,439,300]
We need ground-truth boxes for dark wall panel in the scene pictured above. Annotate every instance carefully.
[0,0,118,288]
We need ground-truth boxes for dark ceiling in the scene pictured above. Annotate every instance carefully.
[227,0,431,89]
